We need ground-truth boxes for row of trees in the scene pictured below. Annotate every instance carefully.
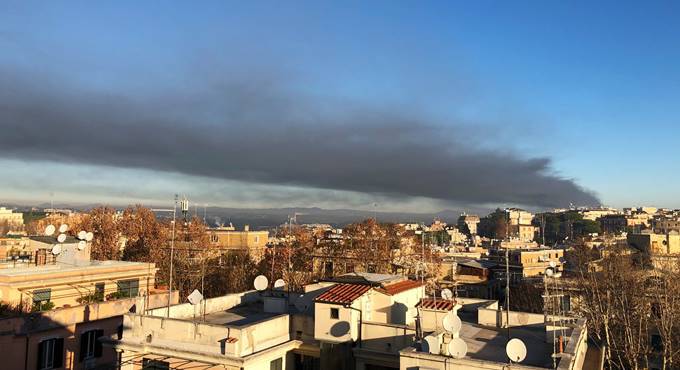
[570,245,680,370]
[26,207,438,300]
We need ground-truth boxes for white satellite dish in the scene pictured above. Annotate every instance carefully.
[253,275,268,291]
[545,268,554,277]
[549,261,557,268]
[506,338,528,363]
[424,334,441,355]
[77,240,87,250]
[85,232,94,242]
[441,288,453,300]
[187,289,204,305]
[77,230,87,240]
[57,233,67,243]
[45,225,56,236]
[443,313,462,334]
[294,294,308,312]
[274,279,285,289]
[59,224,68,233]
[448,337,467,359]
[51,244,62,255]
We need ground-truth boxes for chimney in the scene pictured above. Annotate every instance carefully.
[244,225,250,232]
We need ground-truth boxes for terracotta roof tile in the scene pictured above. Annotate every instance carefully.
[314,283,371,305]
[416,298,456,311]
[383,279,424,295]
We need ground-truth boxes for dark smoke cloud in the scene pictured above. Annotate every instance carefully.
[0,67,599,208]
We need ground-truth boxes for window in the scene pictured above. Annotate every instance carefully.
[142,359,169,370]
[32,288,52,311]
[116,279,139,298]
[270,358,283,370]
[79,329,103,362]
[210,234,219,243]
[330,307,339,319]
[95,283,105,296]
[254,236,260,243]
[37,338,64,370]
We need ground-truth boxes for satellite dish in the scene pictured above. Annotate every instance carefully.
[443,313,462,334]
[506,338,527,363]
[448,337,467,359]
[425,334,441,355]
[559,257,566,263]
[59,224,68,233]
[294,294,308,312]
[77,231,87,240]
[441,288,453,300]
[274,279,285,289]
[187,289,204,305]
[45,225,56,236]
[77,241,87,250]
[549,261,557,268]
[253,275,268,291]
[51,244,62,255]
[57,233,67,243]
[545,268,554,277]
[85,232,94,242]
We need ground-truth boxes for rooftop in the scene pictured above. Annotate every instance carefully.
[0,259,150,277]
[315,283,371,305]
[197,301,283,327]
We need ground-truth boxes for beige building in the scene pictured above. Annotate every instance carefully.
[457,214,480,235]
[489,248,564,279]
[505,209,537,241]
[652,217,680,234]
[0,232,174,370]
[0,207,24,230]
[578,207,618,221]
[627,232,680,255]
[0,236,159,309]
[209,225,269,258]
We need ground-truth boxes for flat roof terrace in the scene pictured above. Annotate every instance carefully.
[195,301,284,327]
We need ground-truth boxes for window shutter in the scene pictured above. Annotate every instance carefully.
[79,332,88,362]
[94,329,104,357]
[53,338,64,368]
[36,341,45,370]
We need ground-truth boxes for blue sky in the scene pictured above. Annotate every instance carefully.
[1,1,679,211]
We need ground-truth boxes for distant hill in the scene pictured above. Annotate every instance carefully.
[4,202,492,229]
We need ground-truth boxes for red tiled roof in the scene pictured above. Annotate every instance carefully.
[416,298,456,311]
[383,279,424,295]
[314,283,372,305]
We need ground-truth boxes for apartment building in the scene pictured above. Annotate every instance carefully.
[457,214,480,235]
[0,206,24,229]
[488,248,564,280]
[505,209,537,242]
[208,225,269,259]
[627,231,680,255]
[0,233,174,370]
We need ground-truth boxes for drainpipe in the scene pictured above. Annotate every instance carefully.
[343,304,362,348]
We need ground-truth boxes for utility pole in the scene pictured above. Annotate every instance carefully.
[505,214,511,338]
[167,194,178,317]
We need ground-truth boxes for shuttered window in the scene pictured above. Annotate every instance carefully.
[37,338,63,370]
[79,329,103,361]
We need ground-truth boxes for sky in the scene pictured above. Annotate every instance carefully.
[1,1,679,212]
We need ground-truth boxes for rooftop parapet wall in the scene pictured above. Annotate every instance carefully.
[146,290,259,318]
[0,290,176,335]
[121,310,290,358]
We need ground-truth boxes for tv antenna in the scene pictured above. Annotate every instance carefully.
[506,338,527,363]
